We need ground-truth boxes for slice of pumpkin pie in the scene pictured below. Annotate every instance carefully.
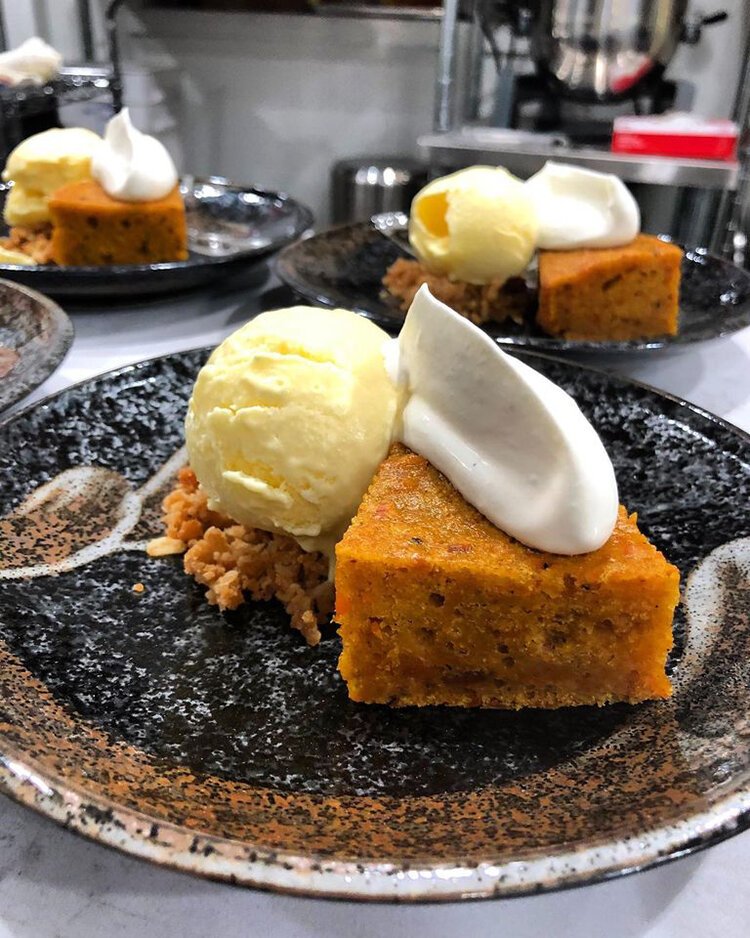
[335,445,679,709]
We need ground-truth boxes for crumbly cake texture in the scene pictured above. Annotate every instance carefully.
[1,223,54,264]
[382,257,534,326]
[48,179,188,266]
[537,234,683,341]
[152,467,332,646]
[335,445,680,709]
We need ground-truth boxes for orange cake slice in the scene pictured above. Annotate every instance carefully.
[48,178,188,266]
[335,445,679,709]
[537,234,682,341]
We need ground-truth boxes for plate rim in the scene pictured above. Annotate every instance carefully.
[274,219,750,354]
[2,744,750,903]
[0,275,73,412]
[1,345,749,902]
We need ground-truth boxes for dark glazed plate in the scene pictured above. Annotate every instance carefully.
[276,216,750,353]
[0,349,749,901]
[0,277,72,412]
[0,176,314,299]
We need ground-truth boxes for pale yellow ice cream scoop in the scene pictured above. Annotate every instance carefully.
[185,306,400,560]
[409,165,538,285]
[2,127,101,226]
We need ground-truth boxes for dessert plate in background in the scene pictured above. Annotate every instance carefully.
[276,214,750,353]
[0,348,749,901]
[0,277,72,412]
[0,176,314,299]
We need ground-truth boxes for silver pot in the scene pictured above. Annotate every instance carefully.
[533,0,688,102]
[330,157,428,224]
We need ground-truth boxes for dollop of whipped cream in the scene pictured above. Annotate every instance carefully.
[92,108,178,202]
[0,37,62,86]
[387,286,619,554]
[524,162,640,250]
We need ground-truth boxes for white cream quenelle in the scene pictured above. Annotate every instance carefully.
[524,162,640,250]
[387,286,619,554]
[92,108,178,202]
[0,37,62,86]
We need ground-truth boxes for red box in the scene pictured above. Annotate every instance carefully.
[612,115,738,162]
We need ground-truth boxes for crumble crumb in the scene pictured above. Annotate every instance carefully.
[1,223,55,264]
[146,535,186,557]
[382,257,534,326]
[156,467,333,646]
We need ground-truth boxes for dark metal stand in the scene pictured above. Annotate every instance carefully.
[106,0,125,113]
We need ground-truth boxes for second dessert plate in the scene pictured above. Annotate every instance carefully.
[276,214,750,353]
[0,349,749,901]
[0,176,314,299]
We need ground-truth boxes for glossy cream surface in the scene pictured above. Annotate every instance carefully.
[388,286,619,554]
[525,161,640,250]
[92,108,178,202]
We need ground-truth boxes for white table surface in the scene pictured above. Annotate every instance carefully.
[2,269,750,938]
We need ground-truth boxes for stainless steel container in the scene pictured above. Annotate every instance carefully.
[331,157,428,224]
[533,0,688,102]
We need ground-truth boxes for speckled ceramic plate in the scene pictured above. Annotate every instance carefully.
[276,217,750,353]
[1,349,749,902]
[0,176,313,299]
[0,277,72,412]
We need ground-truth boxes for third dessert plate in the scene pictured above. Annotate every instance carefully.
[0,176,314,299]
[1,349,749,900]
[276,216,750,353]
[0,277,72,412]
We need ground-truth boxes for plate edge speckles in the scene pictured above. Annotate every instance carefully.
[2,746,750,902]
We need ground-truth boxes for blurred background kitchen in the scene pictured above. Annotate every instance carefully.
[1,0,747,255]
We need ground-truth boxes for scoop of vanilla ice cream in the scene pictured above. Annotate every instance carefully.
[185,307,400,559]
[2,127,101,226]
[409,165,538,285]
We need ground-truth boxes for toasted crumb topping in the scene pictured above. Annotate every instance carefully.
[382,257,533,326]
[1,224,54,264]
[156,467,332,646]
[146,535,186,557]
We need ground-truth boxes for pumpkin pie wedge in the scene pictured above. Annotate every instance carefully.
[537,234,682,341]
[335,445,679,709]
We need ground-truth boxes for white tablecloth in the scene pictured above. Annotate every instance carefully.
[2,270,749,938]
